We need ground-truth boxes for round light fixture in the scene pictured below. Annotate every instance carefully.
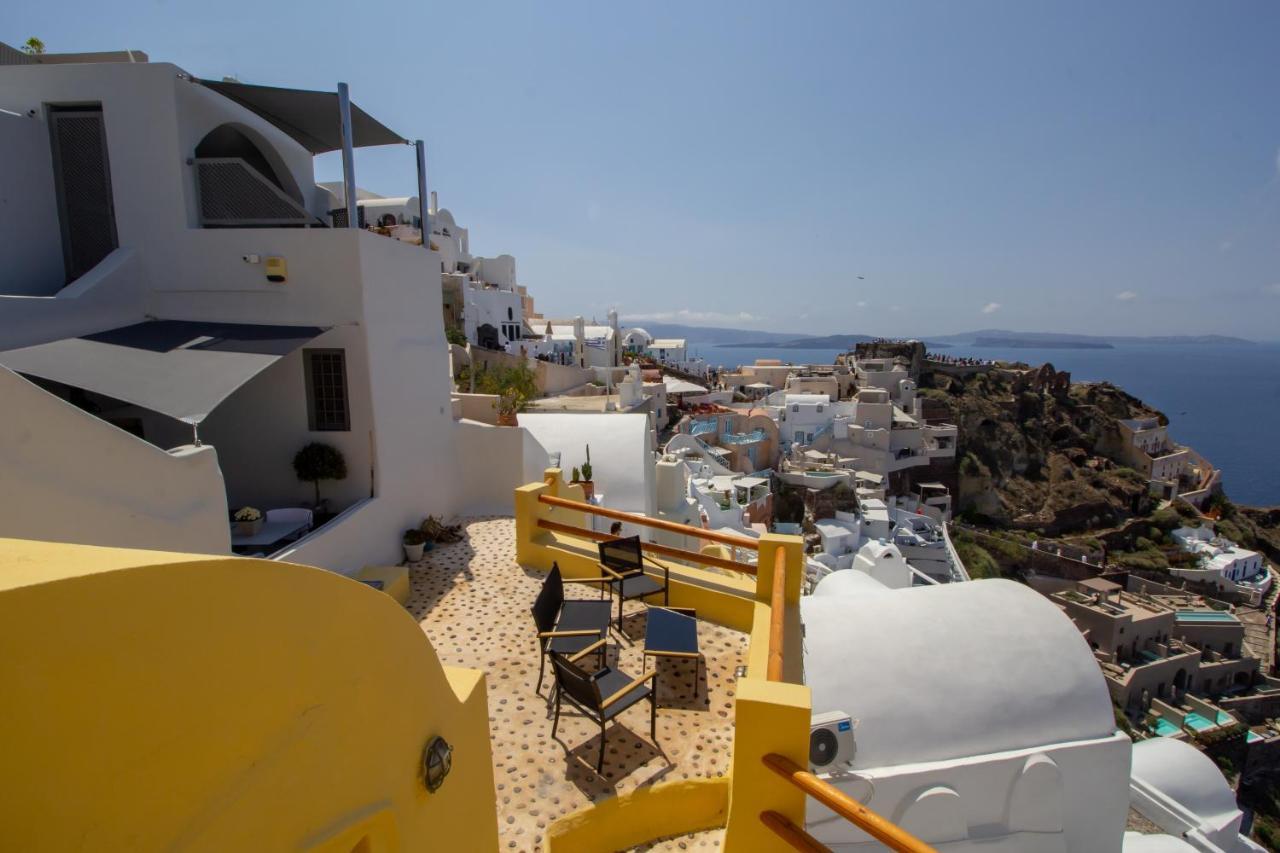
[422,735,453,793]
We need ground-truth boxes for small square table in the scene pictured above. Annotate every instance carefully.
[643,606,703,702]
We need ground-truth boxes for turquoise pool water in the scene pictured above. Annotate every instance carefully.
[1183,712,1216,732]
[1152,718,1181,737]
[1247,731,1263,744]
[1216,711,1234,725]
[1175,610,1238,623]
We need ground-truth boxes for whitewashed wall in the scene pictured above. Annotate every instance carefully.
[0,367,230,553]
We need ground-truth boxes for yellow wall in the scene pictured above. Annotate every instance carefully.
[0,538,498,852]
[547,778,730,852]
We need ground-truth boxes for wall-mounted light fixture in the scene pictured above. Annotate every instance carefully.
[422,735,453,793]
[264,256,287,283]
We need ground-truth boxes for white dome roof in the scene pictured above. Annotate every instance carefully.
[1130,738,1241,832]
[812,569,890,597]
[801,579,1115,769]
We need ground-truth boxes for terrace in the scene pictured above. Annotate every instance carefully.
[406,517,747,850]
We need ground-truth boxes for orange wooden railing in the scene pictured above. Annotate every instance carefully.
[760,754,937,852]
[767,547,788,682]
[536,518,756,575]
[537,493,759,551]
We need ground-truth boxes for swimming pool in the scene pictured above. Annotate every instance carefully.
[1151,718,1181,737]
[1247,730,1263,744]
[1175,610,1239,624]
[1183,712,1216,732]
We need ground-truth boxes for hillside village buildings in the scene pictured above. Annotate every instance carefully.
[0,45,1272,853]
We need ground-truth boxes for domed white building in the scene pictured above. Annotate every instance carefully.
[800,576,1263,852]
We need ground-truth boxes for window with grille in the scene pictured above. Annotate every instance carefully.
[304,349,350,431]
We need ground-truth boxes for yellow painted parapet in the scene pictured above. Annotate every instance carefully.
[722,678,814,851]
[0,538,498,852]
[547,777,730,852]
[516,468,757,632]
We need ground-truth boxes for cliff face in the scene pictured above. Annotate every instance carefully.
[919,365,1165,534]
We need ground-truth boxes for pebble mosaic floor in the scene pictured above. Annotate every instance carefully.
[408,518,746,852]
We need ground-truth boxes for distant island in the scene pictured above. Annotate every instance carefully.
[972,336,1113,350]
[618,321,1256,351]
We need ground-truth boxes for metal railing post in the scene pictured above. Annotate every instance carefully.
[337,82,357,229]
[415,139,430,248]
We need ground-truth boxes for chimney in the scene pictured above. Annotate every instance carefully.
[430,191,438,214]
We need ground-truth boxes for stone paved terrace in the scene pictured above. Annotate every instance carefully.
[407,518,746,851]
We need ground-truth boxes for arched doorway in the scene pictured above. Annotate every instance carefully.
[1173,669,1188,692]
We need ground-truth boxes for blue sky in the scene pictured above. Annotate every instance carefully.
[11,1,1280,338]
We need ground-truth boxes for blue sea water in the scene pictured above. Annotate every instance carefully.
[691,342,1280,507]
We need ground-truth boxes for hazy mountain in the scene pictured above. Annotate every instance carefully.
[928,329,1255,346]
[621,322,1255,349]
[619,321,803,344]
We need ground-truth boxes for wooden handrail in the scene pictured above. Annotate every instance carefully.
[763,754,937,853]
[767,547,788,681]
[537,518,757,575]
[537,493,759,551]
[759,811,827,852]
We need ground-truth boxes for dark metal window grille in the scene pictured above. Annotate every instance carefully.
[305,349,350,431]
[193,157,318,226]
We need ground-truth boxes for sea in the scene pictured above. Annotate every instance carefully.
[691,341,1280,508]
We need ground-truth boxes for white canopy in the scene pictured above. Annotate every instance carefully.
[745,381,774,390]
[664,379,707,394]
[0,320,327,424]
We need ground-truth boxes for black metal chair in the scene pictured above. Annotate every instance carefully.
[550,646,658,773]
[531,562,613,696]
[598,536,670,630]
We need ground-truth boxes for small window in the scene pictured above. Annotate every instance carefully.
[507,306,514,321]
[791,405,799,413]
[305,348,351,431]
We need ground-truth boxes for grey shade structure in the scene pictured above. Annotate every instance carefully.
[198,79,406,154]
[0,320,327,424]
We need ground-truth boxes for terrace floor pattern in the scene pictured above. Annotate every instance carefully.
[408,517,746,851]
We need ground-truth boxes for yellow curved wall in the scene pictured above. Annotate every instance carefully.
[0,538,498,852]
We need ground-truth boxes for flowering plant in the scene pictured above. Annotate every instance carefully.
[234,507,263,522]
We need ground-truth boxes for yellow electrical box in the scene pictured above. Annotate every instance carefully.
[265,256,287,283]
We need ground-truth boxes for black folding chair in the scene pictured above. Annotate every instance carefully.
[598,536,670,630]
[550,646,658,773]
[531,562,612,696]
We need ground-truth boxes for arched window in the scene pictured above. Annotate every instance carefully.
[194,124,302,203]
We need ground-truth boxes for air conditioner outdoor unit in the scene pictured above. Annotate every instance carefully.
[810,710,856,769]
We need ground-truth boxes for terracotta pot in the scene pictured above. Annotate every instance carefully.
[580,481,595,502]
[497,411,518,427]
[233,518,263,536]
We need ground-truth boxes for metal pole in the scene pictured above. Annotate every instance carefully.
[415,139,430,249]
[337,82,358,229]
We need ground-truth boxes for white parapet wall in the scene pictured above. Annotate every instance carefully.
[0,366,231,553]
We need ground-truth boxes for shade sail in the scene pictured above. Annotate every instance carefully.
[0,320,327,424]
[199,79,406,154]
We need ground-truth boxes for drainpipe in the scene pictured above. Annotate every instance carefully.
[415,139,430,249]
[337,82,357,229]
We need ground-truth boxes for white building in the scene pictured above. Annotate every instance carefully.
[0,50,544,570]
[802,574,1262,852]
[646,337,687,365]
[1170,525,1272,603]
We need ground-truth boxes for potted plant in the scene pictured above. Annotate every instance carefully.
[233,506,263,536]
[468,363,537,426]
[571,445,595,501]
[293,442,348,511]
[403,528,427,562]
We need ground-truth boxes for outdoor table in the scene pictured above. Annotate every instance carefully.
[230,519,309,553]
[643,606,703,702]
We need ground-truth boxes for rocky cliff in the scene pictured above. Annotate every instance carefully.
[919,363,1168,534]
